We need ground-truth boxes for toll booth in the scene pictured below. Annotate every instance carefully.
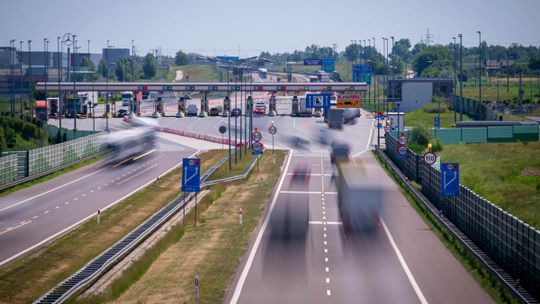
[177,97,186,117]
[222,96,231,117]
[291,96,299,116]
[200,92,208,117]
[268,95,277,116]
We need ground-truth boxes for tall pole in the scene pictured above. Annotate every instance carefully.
[227,64,232,171]
[368,38,371,107]
[73,35,77,131]
[28,40,32,117]
[477,31,482,103]
[58,37,63,140]
[44,39,48,103]
[452,37,457,122]
[106,40,109,131]
[390,36,394,107]
[19,41,23,117]
[506,50,510,92]
[458,34,463,121]
[131,40,135,82]
[10,40,15,115]
[234,68,238,164]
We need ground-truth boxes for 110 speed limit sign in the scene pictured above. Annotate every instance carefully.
[423,152,437,165]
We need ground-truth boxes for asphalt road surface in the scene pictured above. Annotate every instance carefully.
[0,135,196,266]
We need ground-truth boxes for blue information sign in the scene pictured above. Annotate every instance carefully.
[182,158,201,192]
[306,93,331,109]
[440,163,460,197]
[434,116,440,128]
[304,59,322,66]
[321,58,335,73]
[217,56,239,63]
[352,64,372,84]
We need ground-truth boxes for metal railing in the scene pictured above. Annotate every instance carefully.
[383,134,539,303]
[35,154,229,304]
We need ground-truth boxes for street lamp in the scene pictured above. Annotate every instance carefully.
[477,31,482,103]
[9,39,15,115]
[44,38,49,103]
[458,34,463,121]
[28,40,32,116]
[452,37,457,122]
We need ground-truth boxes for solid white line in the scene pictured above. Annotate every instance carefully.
[326,278,330,283]
[32,216,38,219]
[280,191,337,195]
[381,218,428,304]
[308,221,342,225]
[0,149,200,267]
[229,150,293,304]
[353,118,375,157]
[132,148,156,161]
[0,164,108,214]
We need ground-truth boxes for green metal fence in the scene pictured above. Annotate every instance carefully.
[0,133,107,190]
[385,134,540,297]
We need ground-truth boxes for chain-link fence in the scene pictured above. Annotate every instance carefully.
[0,133,107,190]
[384,134,540,297]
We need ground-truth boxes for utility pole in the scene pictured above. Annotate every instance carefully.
[477,31,482,103]
[19,41,23,117]
[28,40,32,117]
[44,38,49,104]
[452,37,457,122]
[9,40,15,115]
[458,34,463,121]
[506,50,510,92]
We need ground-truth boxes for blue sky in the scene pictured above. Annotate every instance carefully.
[1,0,539,56]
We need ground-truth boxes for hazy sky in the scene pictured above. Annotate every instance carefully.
[1,0,539,57]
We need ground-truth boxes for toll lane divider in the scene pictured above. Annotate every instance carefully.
[157,127,246,146]
[35,154,229,304]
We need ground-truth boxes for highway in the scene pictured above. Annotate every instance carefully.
[0,135,196,266]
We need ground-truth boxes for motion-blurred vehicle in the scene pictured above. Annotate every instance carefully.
[231,108,242,117]
[318,126,332,145]
[121,91,134,106]
[209,107,221,116]
[187,104,198,116]
[325,108,343,129]
[343,108,361,124]
[330,141,351,163]
[253,102,266,115]
[184,94,193,100]
[289,136,310,149]
[106,117,156,163]
[336,163,381,232]
[291,165,311,184]
[116,109,128,117]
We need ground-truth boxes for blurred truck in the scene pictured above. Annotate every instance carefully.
[325,108,343,129]
[336,163,381,233]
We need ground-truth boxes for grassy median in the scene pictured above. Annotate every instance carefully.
[0,150,226,304]
[75,151,286,303]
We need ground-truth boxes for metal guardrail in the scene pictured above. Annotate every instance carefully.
[201,156,258,187]
[35,154,229,304]
[376,147,537,303]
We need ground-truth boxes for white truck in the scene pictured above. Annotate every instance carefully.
[336,163,381,233]
[121,91,134,106]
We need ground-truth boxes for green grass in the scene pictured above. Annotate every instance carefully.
[459,76,540,104]
[437,142,540,230]
[167,64,221,82]
[373,150,518,304]
[0,150,225,303]
[404,103,473,128]
[0,154,104,197]
[77,151,286,303]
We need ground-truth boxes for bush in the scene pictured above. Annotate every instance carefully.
[0,128,7,152]
[411,125,432,147]
[22,123,38,140]
[423,102,447,113]
[432,138,443,152]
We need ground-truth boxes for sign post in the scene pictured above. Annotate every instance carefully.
[182,158,201,226]
[268,124,277,155]
[219,126,227,149]
[194,274,199,303]
[441,163,460,196]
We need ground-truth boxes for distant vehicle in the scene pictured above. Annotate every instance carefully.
[253,102,266,115]
[317,71,331,82]
[106,122,156,163]
[209,107,221,116]
[309,76,318,83]
[65,96,89,118]
[46,97,59,118]
[291,165,311,184]
[289,136,310,150]
[258,68,268,79]
[326,108,344,129]
[34,100,48,120]
[184,94,193,100]
[318,126,332,145]
[121,91,134,106]
[330,141,351,163]
[231,108,242,117]
[343,108,361,124]
[336,163,381,232]
[117,109,128,117]
[293,97,313,117]
[187,104,198,116]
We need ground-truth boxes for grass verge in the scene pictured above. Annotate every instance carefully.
[437,142,540,230]
[0,150,225,304]
[167,64,221,82]
[373,150,518,304]
[80,151,286,303]
[404,103,473,128]
[0,154,105,197]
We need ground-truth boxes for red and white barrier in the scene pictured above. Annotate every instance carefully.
[157,127,246,146]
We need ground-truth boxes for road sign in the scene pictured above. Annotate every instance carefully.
[163,85,173,91]
[252,141,264,155]
[336,93,361,108]
[398,135,408,146]
[219,126,227,134]
[217,56,239,63]
[441,163,460,196]
[268,125,277,134]
[252,131,262,141]
[384,125,393,134]
[137,85,148,91]
[182,158,201,192]
[304,59,322,66]
[423,152,437,165]
[352,64,372,84]
[322,58,335,72]
[398,145,408,157]
[434,116,440,128]
[306,93,331,108]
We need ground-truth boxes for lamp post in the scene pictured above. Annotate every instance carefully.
[452,37,457,122]
[390,36,394,107]
[19,41,23,117]
[106,40,110,131]
[9,39,15,115]
[458,34,463,121]
[44,38,49,103]
[477,31,482,103]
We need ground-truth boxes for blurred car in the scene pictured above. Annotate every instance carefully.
[117,109,128,117]
[231,108,242,117]
[291,165,311,184]
[187,104,198,116]
[209,107,221,116]
[318,126,332,145]
[344,108,361,124]
[289,136,310,149]
[330,141,351,163]
[184,94,193,100]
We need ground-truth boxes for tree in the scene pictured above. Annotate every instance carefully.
[80,57,97,81]
[392,39,413,62]
[344,43,361,62]
[413,45,451,76]
[143,53,157,79]
[0,128,7,152]
[115,57,133,81]
[98,58,108,78]
[528,55,540,71]
[175,50,189,65]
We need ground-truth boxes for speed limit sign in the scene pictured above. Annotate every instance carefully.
[423,152,437,165]
[384,125,393,134]
[398,135,408,146]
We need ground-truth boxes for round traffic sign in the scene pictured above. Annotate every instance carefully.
[384,125,393,134]
[252,141,264,152]
[398,145,408,156]
[268,125,277,135]
[398,135,408,146]
[423,152,437,165]
[219,126,227,134]
[252,131,262,141]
